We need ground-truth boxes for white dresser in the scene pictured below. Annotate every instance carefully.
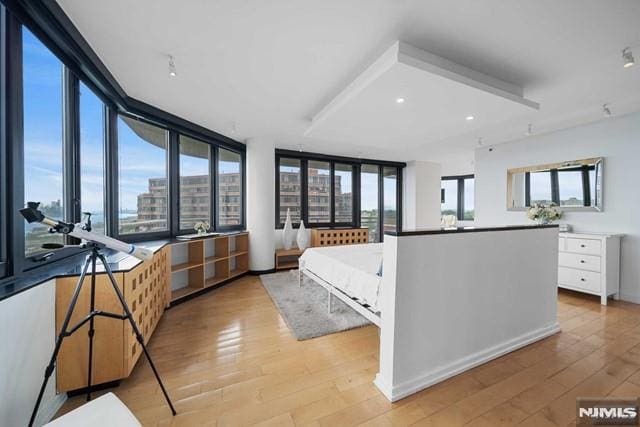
[558,232,622,305]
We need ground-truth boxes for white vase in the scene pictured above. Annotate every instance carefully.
[282,208,293,250]
[296,220,309,250]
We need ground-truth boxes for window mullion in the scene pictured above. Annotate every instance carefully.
[330,162,335,225]
[62,68,80,236]
[457,178,465,221]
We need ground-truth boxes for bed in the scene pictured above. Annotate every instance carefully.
[298,243,383,327]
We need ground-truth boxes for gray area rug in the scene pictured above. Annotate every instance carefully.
[260,270,372,340]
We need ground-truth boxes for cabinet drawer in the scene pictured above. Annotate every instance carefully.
[565,238,602,256]
[558,237,566,252]
[558,267,601,293]
[559,252,601,272]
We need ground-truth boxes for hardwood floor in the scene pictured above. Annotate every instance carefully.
[57,275,640,426]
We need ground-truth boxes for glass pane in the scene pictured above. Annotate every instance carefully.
[360,164,379,242]
[23,28,64,255]
[307,161,330,223]
[79,82,105,234]
[117,116,168,234]
[279,158,301,224]
[179,136,210,230]
[334,163,353,223]
[383,167,398,233]
[558,169,584,206]
[530,171,552,205]
[463,178,475,220]
[441,180,458,217]
[218,148,242,226]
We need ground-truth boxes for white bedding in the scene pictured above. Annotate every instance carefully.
[299,243,383,312]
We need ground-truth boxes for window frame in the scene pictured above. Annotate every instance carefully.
[215,145,245,232]
[0,5,9,278]
[524,166,594,207]
[441,174,475,221]
[275,149,404,240]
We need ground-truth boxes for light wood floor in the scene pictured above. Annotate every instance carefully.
[57,275,640,426]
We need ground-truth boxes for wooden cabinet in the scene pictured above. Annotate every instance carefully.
[55,246,170,392]
[558,232,622,305]
[170,232,249,302]
[310,228,369,247]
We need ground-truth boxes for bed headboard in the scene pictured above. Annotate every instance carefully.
[310,228,369,247]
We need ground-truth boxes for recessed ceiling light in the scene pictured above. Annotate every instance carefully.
[622,47,635,68]
[466,115,474,121]
[396,98,405,104]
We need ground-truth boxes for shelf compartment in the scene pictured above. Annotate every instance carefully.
[205,259,229,287]
[171,261,202,273]
[229,253,249,277]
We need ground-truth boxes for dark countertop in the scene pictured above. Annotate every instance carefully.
[0,231,248,302]
[385,224,559,237]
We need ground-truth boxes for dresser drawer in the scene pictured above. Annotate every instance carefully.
[558,267,601,293]
[565,238,602,256]
[558,237,566,252]
[559,252,601,272]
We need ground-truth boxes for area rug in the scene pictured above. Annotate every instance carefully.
[260,270,372,340]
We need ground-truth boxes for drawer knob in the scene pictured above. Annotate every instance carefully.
[580,244,586,248]
[581,278,586,282]
[580,260,586,263]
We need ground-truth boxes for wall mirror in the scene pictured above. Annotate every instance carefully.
[507,157,603,211]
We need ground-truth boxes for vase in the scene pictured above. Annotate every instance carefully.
[282,208,294,250]
[296,220,309,250]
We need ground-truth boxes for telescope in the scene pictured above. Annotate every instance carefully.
[20,201,153,261]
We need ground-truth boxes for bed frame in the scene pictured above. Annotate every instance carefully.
[298,265,381,327]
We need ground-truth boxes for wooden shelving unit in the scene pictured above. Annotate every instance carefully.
[169,232,249,302]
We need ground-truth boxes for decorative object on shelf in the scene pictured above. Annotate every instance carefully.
[282,208,294,250]
[527,203,563,224]
[296,220,309,250]
[194,221,210,236]
[559,224,572,233]
[441,214,457,228]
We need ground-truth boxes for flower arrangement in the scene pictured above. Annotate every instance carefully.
[527,203,562,224]
[194,221,210,235]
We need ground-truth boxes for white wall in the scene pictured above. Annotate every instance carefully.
[376,227,559,401]
[0,280,65,426]
[246,138,276,271]
[403,161,442,229]
[475,112,640,302]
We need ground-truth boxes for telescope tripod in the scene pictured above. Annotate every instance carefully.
[29,243,176,427]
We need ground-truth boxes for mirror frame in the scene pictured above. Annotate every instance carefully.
[506,157,603,212]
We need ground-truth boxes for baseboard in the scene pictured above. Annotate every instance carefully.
[374,322,560,402]
[36,392,67,426]
[249,268,276,275]
[619,293,640,304]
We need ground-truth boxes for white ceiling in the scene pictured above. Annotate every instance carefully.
[57,0,640,165]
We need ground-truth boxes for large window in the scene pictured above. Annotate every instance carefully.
[307,160,331,224]
[79,82,105,234]
[179,135,210,230]
[276,151,403,240]
[383,167,398,233]
[218,148,242,227]
[117,116,168,235]
[334,164,354,223]
[23,27,64,256]
[360,164,379,242]
[278,158,301,224]
[441,175,475,221]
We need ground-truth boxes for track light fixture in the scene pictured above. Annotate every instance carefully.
[525,123,532,136]
[168,55,177,77]
[477,137,483,146]
[603,103,612,117]
[622,47,635,68]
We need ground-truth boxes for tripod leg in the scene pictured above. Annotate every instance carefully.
[29,254,93,427]
[86,253,98,401]
[97,253,177,416]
